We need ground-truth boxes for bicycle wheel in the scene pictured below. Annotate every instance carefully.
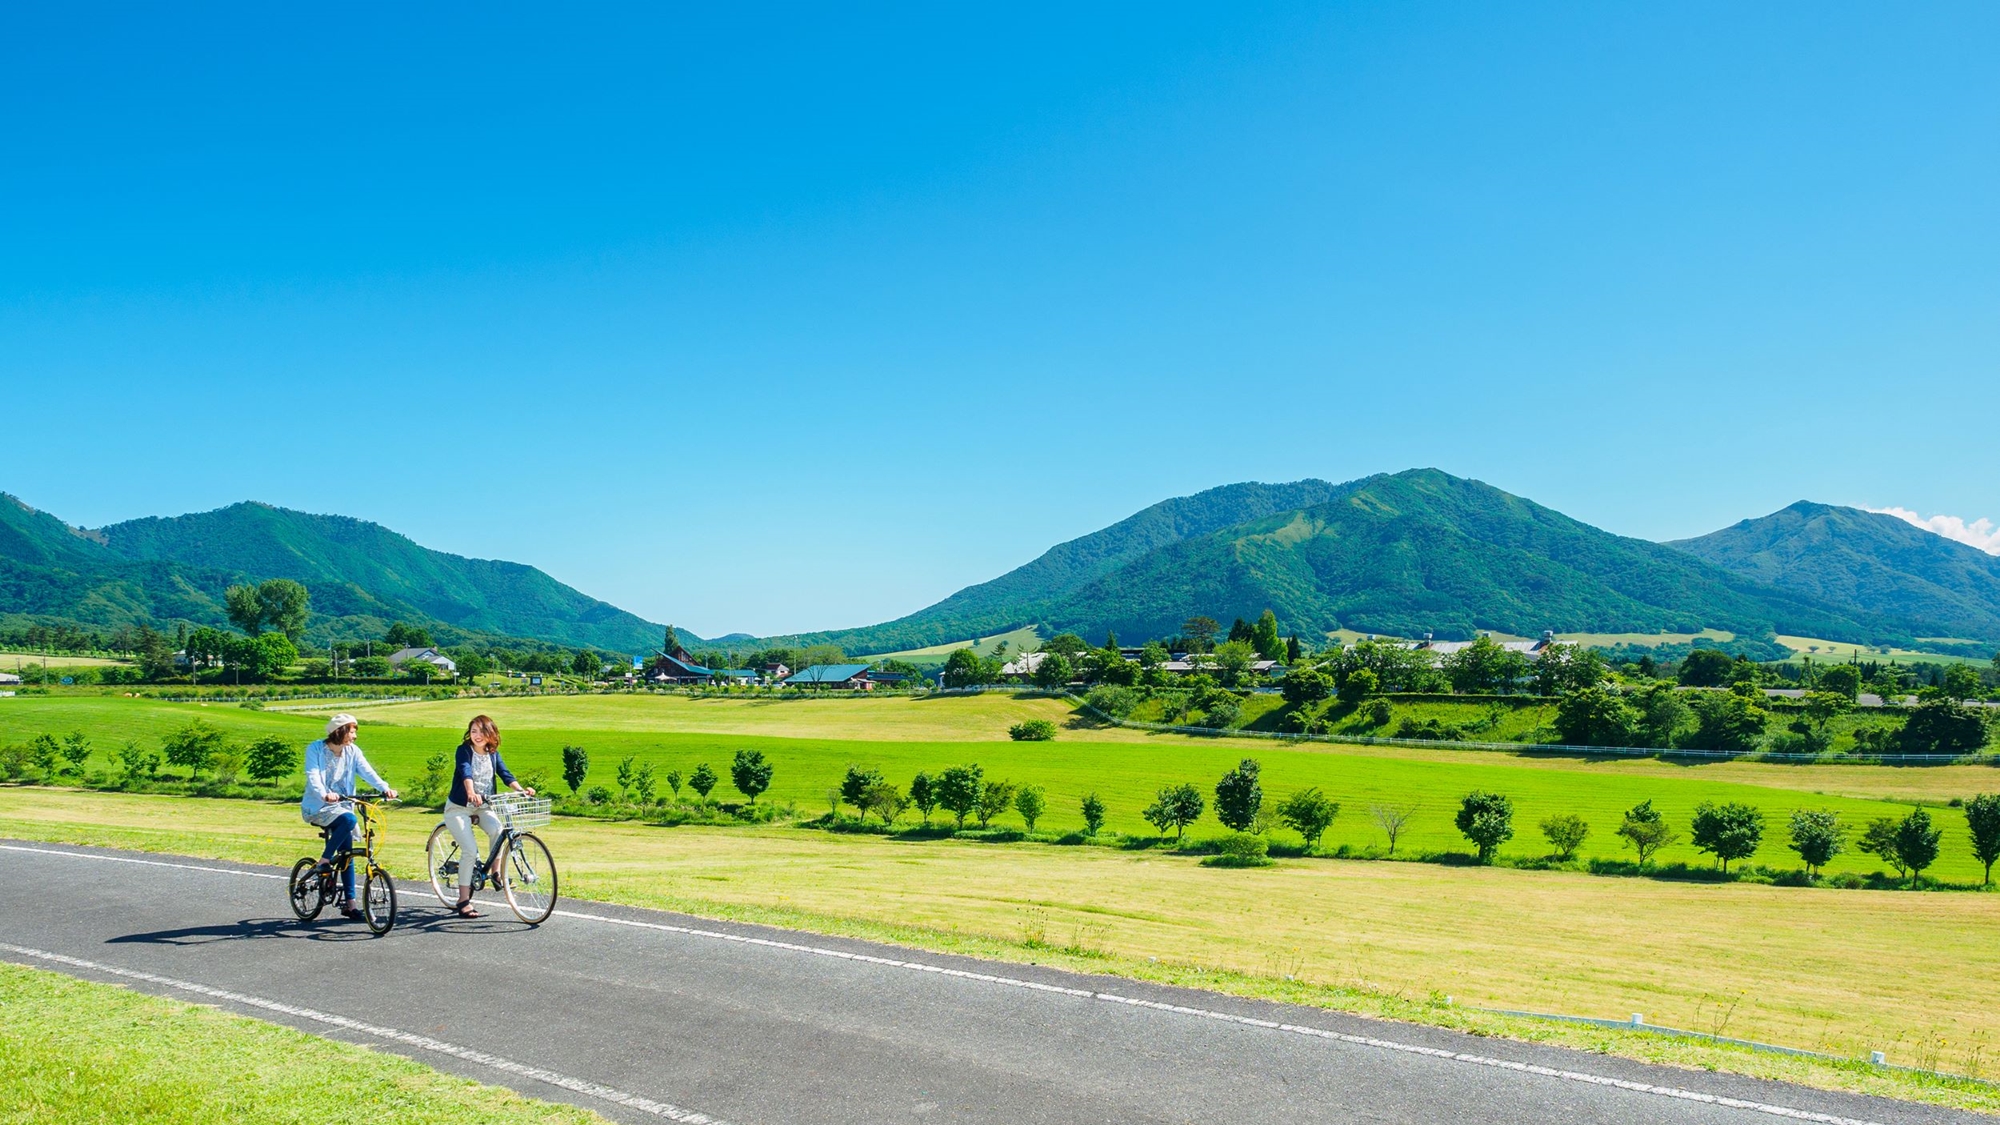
[500,832,558,925]
[288,857,326,921]
[362,865,397,936]
[425,823,460,907]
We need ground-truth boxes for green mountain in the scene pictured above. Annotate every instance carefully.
[1669,502,2000,643]
[789,470,1904,655]
[0,493,677,654]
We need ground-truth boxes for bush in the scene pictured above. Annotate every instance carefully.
[1083,685,1138,718]
[1455,791,1514,862]
[586,785,613,805]
[1393,717,1464,741]
[1013,785,1046,831]
[1539,813,1590,861]
[1201,833,1273,868]
[1008,719,1057,742]
[1362,698,1393,726]
[1275,787,1339,850]
[1899,699,1989,755]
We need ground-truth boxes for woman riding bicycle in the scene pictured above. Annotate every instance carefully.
[443,714,535,918]
[301,714,397,920]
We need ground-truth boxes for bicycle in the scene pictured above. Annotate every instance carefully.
[289,795,398,936]
[425,792,559,925]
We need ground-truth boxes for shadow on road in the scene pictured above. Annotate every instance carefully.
[107,907,540,946]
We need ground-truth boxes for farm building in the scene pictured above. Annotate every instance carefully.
[646,648,713,684]
[998,652,1049,681]
[783,663,875,690]
[387,647,457,674]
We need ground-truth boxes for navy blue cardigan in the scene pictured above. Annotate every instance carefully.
[449,741,517,807]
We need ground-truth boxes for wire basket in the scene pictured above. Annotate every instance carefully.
[489,793,551,829]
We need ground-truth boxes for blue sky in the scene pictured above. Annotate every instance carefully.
[5,3,1997,637]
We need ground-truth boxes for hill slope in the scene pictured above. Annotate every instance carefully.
[1670,502,2000,643]
[0,493,677,653]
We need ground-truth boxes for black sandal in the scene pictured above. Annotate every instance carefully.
[453,902,482,918]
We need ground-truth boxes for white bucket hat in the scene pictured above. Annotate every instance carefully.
[325,713,359,738]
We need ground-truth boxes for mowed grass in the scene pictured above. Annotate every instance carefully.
[5,786,2000,1098]
[0,650,132,669]
[6,693,2000,878]
[861,625,1042,663]
[0,959,608,1125]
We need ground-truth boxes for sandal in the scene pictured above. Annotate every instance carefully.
[453,902,482,919]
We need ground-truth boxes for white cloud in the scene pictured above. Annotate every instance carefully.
[1865,506,2000,555]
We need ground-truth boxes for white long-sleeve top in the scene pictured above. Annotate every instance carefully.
[300,739,389,819]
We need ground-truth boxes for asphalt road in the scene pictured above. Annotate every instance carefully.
[0,840,1972,1125]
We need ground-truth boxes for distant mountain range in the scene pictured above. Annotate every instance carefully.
[6,472,1997,660]
[0,494,679,654]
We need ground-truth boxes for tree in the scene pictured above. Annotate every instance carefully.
[185,626,229,674]
[1898,699,1989,755]
[1138,642,1170,669]
[1678,648,1738,688]
[1250,610,1284,661]
[1799,691,1852,741]
[1540,814,1590,861]
[1281,666,1333,708]
[29,734,60,774]
[1181,616,1220,653]
[1211,640,1258,688]
[1554,687,1639,747]
[573,650,603,678]
[1786,809,1845,876]
[383,622,434,649]
[1370,803,1416,855]
[941,648,991,689]
[1214,759,1263,832]
[688,762,718,799]
[936,764,984,829]
[224,584,265,635]
[862,779,908,825]
[1276,788,1339,850]
[1943,663,1983,702]
[1894,806,1942,886]
[1442,635,1527,695]
[349,655,392,678]
[561,745,590,795]
[1030,653,1074,691]
[1338,668,1379,705]
[909,772,937,825]
[841,765,885,817]
[1531,643,1606,697]
[1143,783,1205,841]
[249,633,298,678]
[245,735,296,782]
[1455,791,1514,862]
[731,749,773,804]
[409,751,450,805]
[59,732,92,775]
[251,579,311,640]
[1857,816,1906,878]
[1616,800,1677,867]
[661,625,681,654]
[1014,785,1046,831]
[1633,683,1690,748]
[665,769,684,799]
[1080,792,1106,836]
[976,779,1017,828]
[1041,633,1088,658]
[162,720,226,780]
[1689,801,1764,872]
[1818,664,1862,701]
[616,756,637,802]
[1685,690,1768,754]
[1964,793,2000,885]
[1286,635,1303,662]
[635,761,657,805]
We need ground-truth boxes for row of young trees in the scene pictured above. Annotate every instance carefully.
[0,720,298,786]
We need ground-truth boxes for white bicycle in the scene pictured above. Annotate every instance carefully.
[425,792,559,925]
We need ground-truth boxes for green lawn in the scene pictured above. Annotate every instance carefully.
[5,692,2000,880]
[0,961,608,1125]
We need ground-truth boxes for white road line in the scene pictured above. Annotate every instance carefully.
[3,843,1888,1125]
[0,942,731,1125]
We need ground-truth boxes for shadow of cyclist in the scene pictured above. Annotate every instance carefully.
[108,917,378,945]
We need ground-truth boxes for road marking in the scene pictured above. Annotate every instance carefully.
[0,942,732,1124]
[4,843,1887,1125]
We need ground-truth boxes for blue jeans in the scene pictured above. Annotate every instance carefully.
[319,811,358,902]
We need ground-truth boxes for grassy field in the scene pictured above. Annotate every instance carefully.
[862,626,1042,664]
[3,786,1997,1111]
[1773,635,1992,665]
[0,959,607,1124]
[0,650,132,670]
[5,692,1999,878]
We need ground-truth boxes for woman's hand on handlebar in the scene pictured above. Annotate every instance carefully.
[467,792,483,807]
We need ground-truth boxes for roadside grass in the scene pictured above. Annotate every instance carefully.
[0,960,609,1125]
[4,694,2000,878]
[3,787,1996,1114]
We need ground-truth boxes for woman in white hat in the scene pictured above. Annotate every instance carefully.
[300,714,397,919]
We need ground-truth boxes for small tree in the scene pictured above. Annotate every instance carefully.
[731,749,773,804]
[1689,801,1764,872]
[1857,816,1906,879]
[936,764,984,829]
[1539,814,1590,861]
[1963,793,2000,885]
[616,756,637,802]
[1143,783,1205,841]
[245,735,297,782]
[1281,667,1333,708]
[1030,654,1073,691]
[976,779,1018,828]
[59,732,93,775]
[1894,807,1942,887]
[665,769,684,799]
[688,762,718,800]
[634,761,657,805]
[1455,791,1514,863]
[1787,808,1844,877]
[1214,759,1263,833]
[1276,788,1339,851]
[30,734,60,775]
[841,765,885,817]
[572,649,602,679]
[162,720,226,780]
[561,745,590,795]
[862,779,908,825]
[909,772,938,825]
[1014,785,1047,831]
[409,751,450,805]
[1616,800,1677,866]
[1338,667,1380,705]
[1080,791,1106,836]
[1370,803,1416,855]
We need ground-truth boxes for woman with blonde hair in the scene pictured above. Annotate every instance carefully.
[442,714,534,918]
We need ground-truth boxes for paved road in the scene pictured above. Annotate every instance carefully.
[0,840,1969,1125]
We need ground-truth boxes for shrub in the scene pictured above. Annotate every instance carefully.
[1338,668,1379,705]
[1539,813,1590,861]
[862,779,908,825]
[59,732,92,775]
[0,743,33,781]
[1009,719,1057,742]
[1362,698,1393,726]
[1689,801,1764,872]
[1393,717,1464,741]
[561,745,590,795]
[1454,791,1514,863]
[1083,685,1138,718]
[1787,808,1845,876]
[1899,699,1989,755]
[30,734,61,774]
[245,736,296,782]
[634,761,657,805]
[1014,785,1046,831]
[936,764,983,828]
[1143,783,1204,841]
[1275,788,1339,851]
[1080,791,1106,836]
[117,740,159,781]
[1214,759,1262,832]
[1202,833,1273,868]
[1553,688,1638,747]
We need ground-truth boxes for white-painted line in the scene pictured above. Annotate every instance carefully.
[4,843,1889,1125]
[1,843,289,879]
[0,942,732,1124]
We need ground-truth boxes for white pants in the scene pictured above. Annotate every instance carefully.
[443,803,505,891]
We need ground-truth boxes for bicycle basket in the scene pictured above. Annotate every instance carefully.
[489,793,551,828]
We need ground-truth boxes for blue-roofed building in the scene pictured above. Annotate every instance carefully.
[713,668,758,682]
[645,649,713,684]
[782,663,875,690]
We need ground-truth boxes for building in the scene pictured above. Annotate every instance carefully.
[998,652,1049,681]
[761,662,792,680]
[1414,630,1562,661]
[0,672,19,686]
[646,649,714,684]
[387,647,457,675]
[782,663,876,690]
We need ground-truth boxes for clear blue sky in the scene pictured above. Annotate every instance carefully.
[6,4,1997,637]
